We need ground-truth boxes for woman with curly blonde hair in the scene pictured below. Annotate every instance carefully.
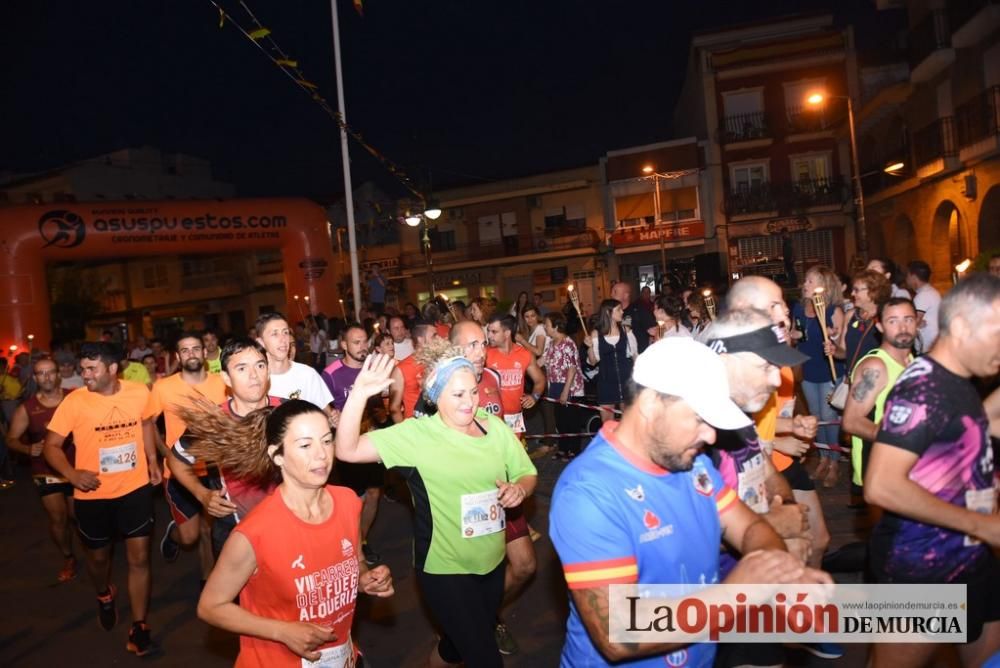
[336,346,537,668]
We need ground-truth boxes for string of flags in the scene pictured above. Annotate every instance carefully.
[208,0,423,200]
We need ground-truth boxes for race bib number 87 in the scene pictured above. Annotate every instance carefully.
[461,489,505,538]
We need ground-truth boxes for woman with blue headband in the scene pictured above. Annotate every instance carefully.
[336,342,537,668]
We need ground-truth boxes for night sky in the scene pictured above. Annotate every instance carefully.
[3,0,891,200]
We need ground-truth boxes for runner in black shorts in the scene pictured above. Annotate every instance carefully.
[865,274,1000,667]
[324,325,385,565]
[43,342,162,657]
[7,356,77,582]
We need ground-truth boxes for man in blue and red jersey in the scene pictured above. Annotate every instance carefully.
[550,338,829,667]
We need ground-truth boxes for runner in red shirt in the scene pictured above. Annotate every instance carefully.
[485,314,546,437]
[388,322,439,422]
[194,400,394,667]
[6,356,77,582]
[173,338,283,557]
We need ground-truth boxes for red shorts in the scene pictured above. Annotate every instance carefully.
[504,504,529,543]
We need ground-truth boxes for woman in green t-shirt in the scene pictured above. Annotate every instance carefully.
[336,348,537,668]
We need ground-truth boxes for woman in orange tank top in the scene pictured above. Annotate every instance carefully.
[190,400,394,666]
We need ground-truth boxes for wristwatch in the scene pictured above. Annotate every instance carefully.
[531,392,541,401]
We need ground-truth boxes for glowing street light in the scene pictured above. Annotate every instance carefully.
[806,90,867,261]
[883,161,905,175]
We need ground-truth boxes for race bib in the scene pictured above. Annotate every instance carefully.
[302,639,354,668]
[503,412,525,434]
[737,454,770,515]
[460,489,505,538]
[99,442,138,474]
[964,487,997,547]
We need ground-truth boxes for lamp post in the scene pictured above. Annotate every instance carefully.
[403,199,443,298]
[641,165,698,292]
[806,92,867,263]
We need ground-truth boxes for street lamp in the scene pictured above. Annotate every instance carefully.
[640,165,698,292]
[806,91,867,262]
[401,199,442,296]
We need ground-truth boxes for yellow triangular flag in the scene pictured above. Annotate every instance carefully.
[276,58,298,68]
[249,28,271,40]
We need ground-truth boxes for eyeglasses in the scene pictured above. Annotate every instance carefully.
[851,286,869,293]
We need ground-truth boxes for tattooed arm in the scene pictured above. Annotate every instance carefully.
[569,585,687,662]
[841,357,887,442]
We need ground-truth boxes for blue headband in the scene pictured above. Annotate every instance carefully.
[425,356,475,403]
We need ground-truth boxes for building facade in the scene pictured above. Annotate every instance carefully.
[674,14,859,286]
[858,0,1000,292]
[601,137,720,291]
[397,166,608,315]
[0,147,282,343]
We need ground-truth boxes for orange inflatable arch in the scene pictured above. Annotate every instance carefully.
[0,198,337,350]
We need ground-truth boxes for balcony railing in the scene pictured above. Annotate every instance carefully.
[721,111,769,143]
[399,229,600,269]
[908,10,951,70]
[912,116,957,166]
[725,177,848,216]
[955,86,1000,148]
[786,99,844,134]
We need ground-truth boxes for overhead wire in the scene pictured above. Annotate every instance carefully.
[207,0,425,200]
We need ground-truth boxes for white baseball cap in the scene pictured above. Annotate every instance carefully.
[632,338,752,430]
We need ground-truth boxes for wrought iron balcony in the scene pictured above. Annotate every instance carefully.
[725,177,848,216]
[721,111,770,144]
[912,116,957,166]
[955,86,1000,148]
[785,99,845,134]
[725,183,776,215]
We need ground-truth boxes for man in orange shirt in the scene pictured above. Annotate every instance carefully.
[388,321,439,422]
[143,332,227,582]
[485,314,546,439]
[43,341,162,657]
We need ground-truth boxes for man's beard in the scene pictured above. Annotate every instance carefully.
[348,350,369,364]
[888,334,915,350]
[183,359,204,372]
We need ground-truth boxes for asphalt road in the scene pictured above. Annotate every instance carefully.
[1,441,884,667]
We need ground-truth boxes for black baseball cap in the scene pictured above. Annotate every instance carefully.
[706,325,809,367]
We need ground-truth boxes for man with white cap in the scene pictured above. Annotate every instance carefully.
[550,337,830,667]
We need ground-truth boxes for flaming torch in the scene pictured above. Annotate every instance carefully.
[811,287,838,381]
[567,284,589,334]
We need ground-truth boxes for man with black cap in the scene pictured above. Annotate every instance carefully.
[550,337,829,667]
[706,308,844,664]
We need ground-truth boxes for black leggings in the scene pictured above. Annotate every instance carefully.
[417,561,505,667]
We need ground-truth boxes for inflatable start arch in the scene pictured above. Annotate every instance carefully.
[0,198,338,350]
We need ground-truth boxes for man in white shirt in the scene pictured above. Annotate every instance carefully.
[255,312,335,411]
[129,335,153,362]
[388,315,413,360]
[906,260,942,354]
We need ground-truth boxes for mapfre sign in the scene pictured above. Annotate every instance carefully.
[611,221,705,248]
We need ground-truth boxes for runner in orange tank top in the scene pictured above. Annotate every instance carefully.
[194,400,393,667]
[484,314,546,436]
